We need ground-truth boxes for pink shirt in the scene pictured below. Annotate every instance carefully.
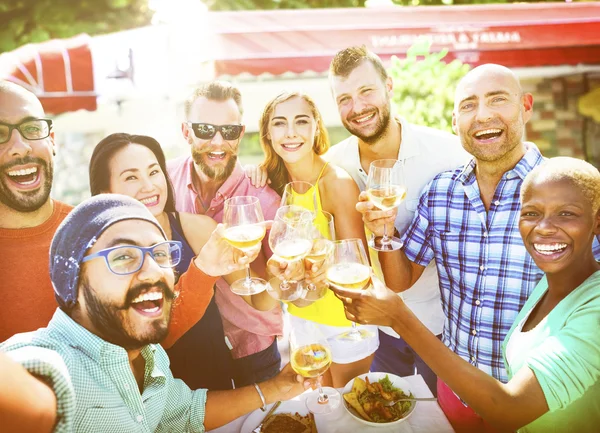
[167,155,283,359]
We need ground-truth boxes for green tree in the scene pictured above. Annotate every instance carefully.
[388,40,470,132]
[0,0,152,53]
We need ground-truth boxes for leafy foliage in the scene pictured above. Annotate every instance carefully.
[204,0,570,11]
[388,40,470,132]
[0,0,152,53]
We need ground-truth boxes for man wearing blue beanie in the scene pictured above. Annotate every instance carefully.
[0,194,315,432]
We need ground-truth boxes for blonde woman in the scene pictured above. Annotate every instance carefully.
[250,92,378,387]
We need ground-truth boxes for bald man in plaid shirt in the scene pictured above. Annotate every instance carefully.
[356,64,600,433]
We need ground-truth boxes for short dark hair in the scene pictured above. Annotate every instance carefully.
[89,133,176,213]
[329,45,388,84]
[184,81,243,118]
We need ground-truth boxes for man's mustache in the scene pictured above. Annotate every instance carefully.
[0,156,48,171]
[124,281,176,307]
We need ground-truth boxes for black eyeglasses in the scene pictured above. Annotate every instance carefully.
[186,122,244,141]
[0,119,53,145]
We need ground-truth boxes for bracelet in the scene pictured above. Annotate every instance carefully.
[253,382,267,412]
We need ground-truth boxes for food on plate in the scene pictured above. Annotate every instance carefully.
[343,375,413,423]
[262,412,317,433]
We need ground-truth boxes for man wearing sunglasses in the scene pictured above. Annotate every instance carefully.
[0,81,73,343]
[0,194,314,432]
[168,81,283,388]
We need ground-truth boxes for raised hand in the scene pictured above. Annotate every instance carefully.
[194,221,271,277]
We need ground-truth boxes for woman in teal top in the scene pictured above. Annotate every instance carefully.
[330,156,600,432]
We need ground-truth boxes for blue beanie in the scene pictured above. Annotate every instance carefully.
[50,194,167,309]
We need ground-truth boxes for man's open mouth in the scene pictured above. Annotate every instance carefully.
[352,111,376,124]
[6,166,40,186]
[130,291,164,317]
[207,151,227,160]
[473,128,503,141]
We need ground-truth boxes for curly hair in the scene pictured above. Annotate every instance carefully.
[521,157,600,214]
[258,92,330,196]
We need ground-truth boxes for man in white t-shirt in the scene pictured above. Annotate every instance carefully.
[324,45,469,394]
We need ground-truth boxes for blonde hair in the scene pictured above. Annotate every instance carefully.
[258,92,330,195]
[521,157,600,214]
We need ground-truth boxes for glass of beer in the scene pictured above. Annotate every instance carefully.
[327,238,373,340]
[289,320,340,414]
[222,196,267,295]
[366,159,406,251]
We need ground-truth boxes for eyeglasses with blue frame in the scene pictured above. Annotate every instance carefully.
[81,241,183,275]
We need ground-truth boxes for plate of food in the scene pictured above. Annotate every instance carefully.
[240,398,318,433]
[342,372,416,427]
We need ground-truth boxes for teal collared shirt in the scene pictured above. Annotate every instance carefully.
[0,309,207,432]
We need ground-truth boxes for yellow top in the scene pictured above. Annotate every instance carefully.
[286,163,353,327]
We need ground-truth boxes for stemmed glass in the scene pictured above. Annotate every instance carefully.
[326,238,373,340]
[281,181,317,215]
[301,211,335,302]
[266,205,313,302]
[289,320,341,415]
[366,159,406,251]
[222,196,267,296]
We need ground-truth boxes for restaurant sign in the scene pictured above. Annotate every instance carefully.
[371,29,522,51]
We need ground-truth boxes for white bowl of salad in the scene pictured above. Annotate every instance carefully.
[342,372,416,427]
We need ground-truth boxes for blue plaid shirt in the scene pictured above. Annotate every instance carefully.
[402,143,600,383]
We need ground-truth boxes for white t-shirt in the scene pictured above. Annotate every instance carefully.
[324,116,470,337]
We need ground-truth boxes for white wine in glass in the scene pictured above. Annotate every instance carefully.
[301,210,335,301]
[223,225,266,251]
[223,196,267,296]
[266,205,312,302]
[289,321,340,415]
[366,159,406,251]
[327,239,374,340]
[326,262,371,290]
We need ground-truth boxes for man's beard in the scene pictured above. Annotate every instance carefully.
[343,102,392,145]
[81,277,176,350]
[191,148,237,182]
[0,156,53,212]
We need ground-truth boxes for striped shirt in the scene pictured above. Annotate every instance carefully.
[402,143,546,383]
[0,309,207,432]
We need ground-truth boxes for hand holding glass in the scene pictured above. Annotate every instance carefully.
[326,238,374,340]
[266,205,313,301]
[289,321,340,414]
[222,196,267,296]
[366,159,406,251]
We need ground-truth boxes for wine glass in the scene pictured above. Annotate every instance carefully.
[289,320,341,415]
[266,205,313,302]
[326,238,374,340]
[301,211,335,302]
[222,196,267,296]
[366,159,406,251]
[281,181,318,217]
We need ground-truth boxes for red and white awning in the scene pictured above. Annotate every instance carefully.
[208,3,600,77]
[0,34,96,114]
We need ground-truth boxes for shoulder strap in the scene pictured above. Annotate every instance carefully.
[316,162,329,183]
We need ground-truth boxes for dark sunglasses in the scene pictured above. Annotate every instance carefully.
[187,122,244,141]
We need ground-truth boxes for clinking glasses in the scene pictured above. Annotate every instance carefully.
[82,241,183,276]
[187,122,244,141]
